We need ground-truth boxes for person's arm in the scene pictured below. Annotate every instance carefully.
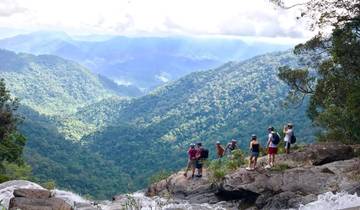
[195,149,201,159]
[267,134,271,147]
[249,141,252,150]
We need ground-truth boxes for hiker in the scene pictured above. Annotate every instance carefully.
[225,139,238,155]
[184,143,197,178]
[246,134,260,170]
[266,126,280,168]
[215,141,225,158]
[195,142,209,178]
[283,123,295,154]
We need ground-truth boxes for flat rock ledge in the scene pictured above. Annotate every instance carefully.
[147,143,360,210]
[9,188,72,210]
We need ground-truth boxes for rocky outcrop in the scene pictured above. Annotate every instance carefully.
[9,197,72,210]
[13,188,51,199]
[0,180,44,209]
[147,143,360,209]
[9,188,72,210]
[0,181,99,210]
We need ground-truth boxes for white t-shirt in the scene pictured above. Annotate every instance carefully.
[284,129,293,142]
[268,133,277,148]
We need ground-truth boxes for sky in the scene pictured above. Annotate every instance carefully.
[0,0,312,42]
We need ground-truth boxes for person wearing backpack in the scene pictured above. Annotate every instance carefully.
[184,143,197,178]
[266,126,280,169]
[195,142,208,178]
[225,139,238,155]
[283,123,295,154]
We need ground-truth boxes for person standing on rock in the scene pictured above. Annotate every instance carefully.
[195,142,205,178]
[184,143,197,178]
[266,126,280,169]
[283,123,294,154]
[246,134,260,170]
[225,139,238,156]
[215,141,225,159]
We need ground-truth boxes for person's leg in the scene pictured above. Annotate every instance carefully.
[285,142,289,154]
[287,142,291,154]
[191,164,195,177]
[253,156,258,169]
[249,156,253,168]
[184,161,190,177]
[268,153,271,166]
[196,160,203,177]
[272,154,276,166]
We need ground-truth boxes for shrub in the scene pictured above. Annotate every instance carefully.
[208,149,246,183]
[0,175,9,183]
[41,180,56,190]
[226,149,246,170]
[208,159,228,183]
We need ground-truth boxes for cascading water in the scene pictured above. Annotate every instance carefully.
[98,192,227,210]
[2,180,360,210]
[297,192,360,210]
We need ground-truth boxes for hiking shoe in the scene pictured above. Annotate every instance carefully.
[195,174,202,178]
[264,165,271,169]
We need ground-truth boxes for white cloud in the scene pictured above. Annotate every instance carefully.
[0,0,26,17]
[0,0,312,39]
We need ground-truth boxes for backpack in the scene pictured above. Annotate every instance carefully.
[290,134,297,144]
[272,132,281,145]
[200,148,209,159]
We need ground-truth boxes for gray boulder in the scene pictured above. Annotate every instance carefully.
[9,197,72,210]
[13,188,51,199]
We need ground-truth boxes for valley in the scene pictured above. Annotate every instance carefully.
[0,48,315,199]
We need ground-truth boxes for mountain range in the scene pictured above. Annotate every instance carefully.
[0,46,315,199]
[0,49,140,116]
[0,31,294,90]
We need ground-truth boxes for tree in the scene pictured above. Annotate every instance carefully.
[272,0,360,142]
[0,78,27,173]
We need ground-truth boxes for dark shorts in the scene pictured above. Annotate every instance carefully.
[195,160,203,169]
[268,147,278,155]
[285,141,291,149]
[251,152,259,157]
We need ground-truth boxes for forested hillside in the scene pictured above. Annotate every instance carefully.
[1,49,316,199]
[17,106,134,198]
[0,49,140,115]
[72,51,315,198]
[76,51,315,149]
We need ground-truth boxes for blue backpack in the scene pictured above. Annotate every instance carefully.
[272,132,281,145]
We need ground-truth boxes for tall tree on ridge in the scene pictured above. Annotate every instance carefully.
[0,78,27,173]
[272,0,360,142]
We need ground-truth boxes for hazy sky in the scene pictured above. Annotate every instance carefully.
[0,0,311,41]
